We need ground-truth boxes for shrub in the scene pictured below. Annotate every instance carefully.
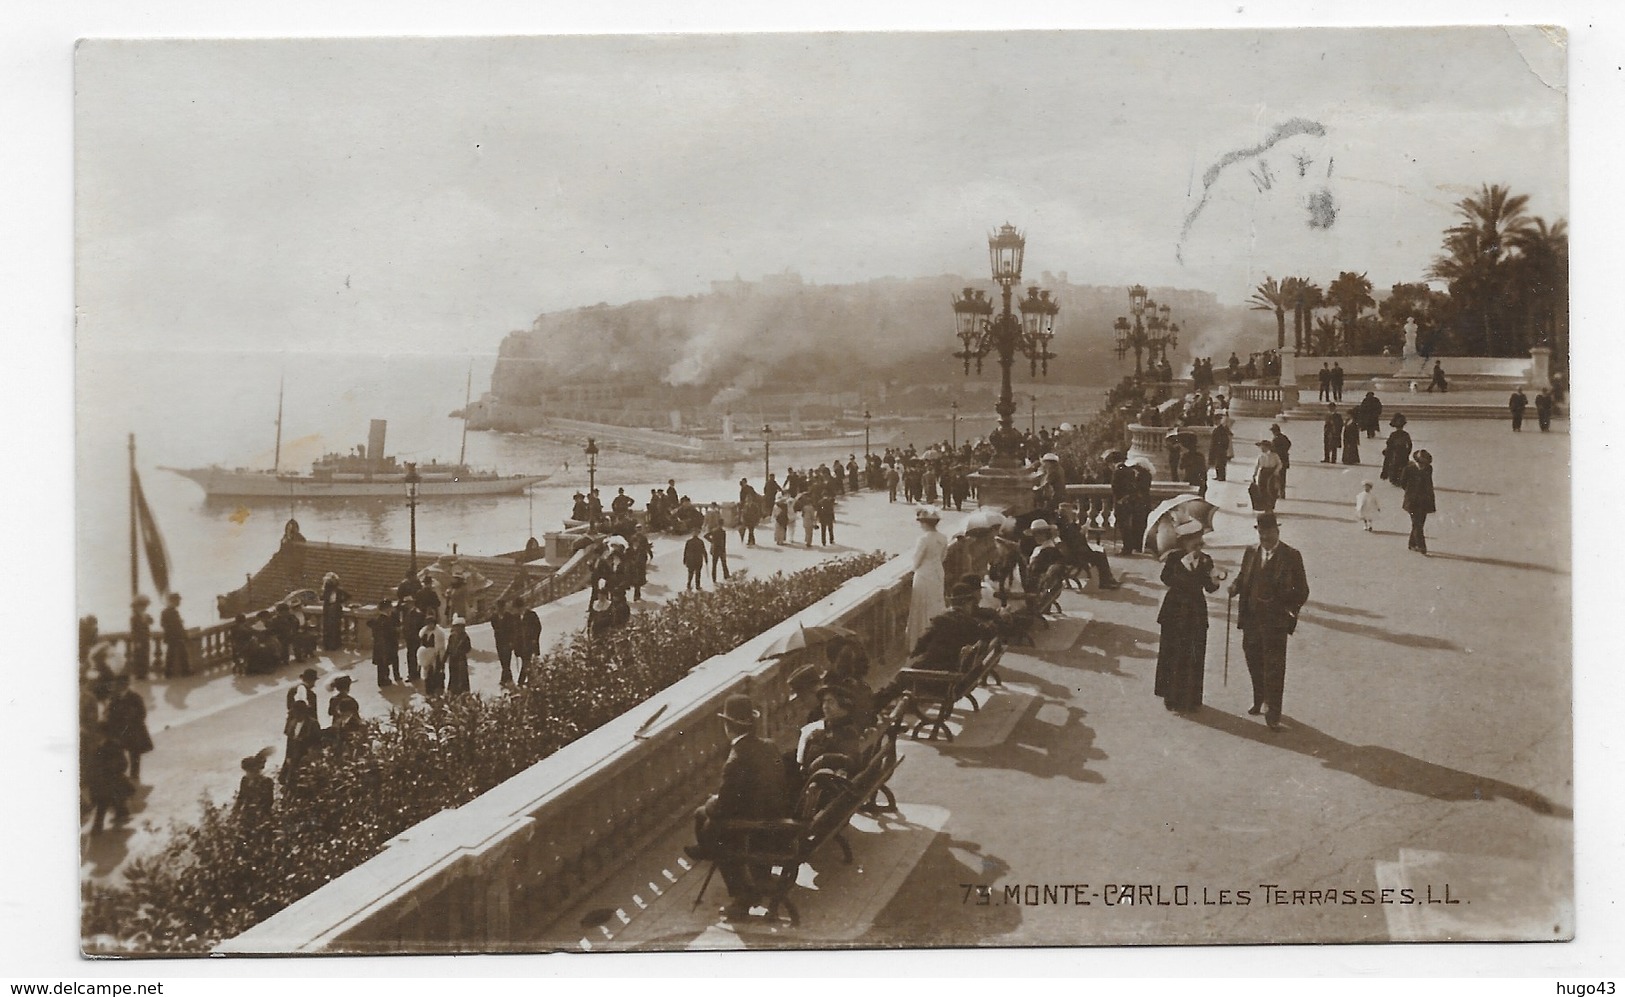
[83,552,889,954]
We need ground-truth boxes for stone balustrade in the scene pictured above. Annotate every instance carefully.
[216,555,915,954]
[1227,383,1285,417]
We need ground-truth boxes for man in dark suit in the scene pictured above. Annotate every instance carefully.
[686,694,792,916]
[1321,403,1343,463]
[1228,513,1310,731]
[909,582,1002,671]
[1508,387,1529,431]
[1269,424,1293,497]
[1330,362,1345,401]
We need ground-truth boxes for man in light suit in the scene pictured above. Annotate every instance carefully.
[1228,513,1310,731]
[686,694,792,916]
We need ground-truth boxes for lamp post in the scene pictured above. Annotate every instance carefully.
[583,438,599,528]
[761,424,772,482]
[950,399,958,449]
[1114,285,1178,379]
[951,223,1059,467]
[863,408,871,458]
[951,223,1060,513]
[1029,394,1037,436]
[404,461,420,573]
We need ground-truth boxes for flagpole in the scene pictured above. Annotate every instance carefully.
[273,371,284,473]
[129,433,139,599]
[458,361,472,467]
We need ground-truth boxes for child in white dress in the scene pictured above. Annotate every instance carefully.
[1355,481,1381,531]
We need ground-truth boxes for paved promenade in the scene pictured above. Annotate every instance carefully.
[84,416,1574,952]
[79,479,948,885]
[543,415,1573,949]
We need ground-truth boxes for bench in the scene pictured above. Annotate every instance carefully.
[708,699,909,925]
[893,637,1008,742]
[999,566,1068,646]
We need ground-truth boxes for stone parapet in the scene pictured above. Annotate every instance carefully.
[216,555,914,954]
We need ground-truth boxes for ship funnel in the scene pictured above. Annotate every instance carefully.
[368,420,388,470]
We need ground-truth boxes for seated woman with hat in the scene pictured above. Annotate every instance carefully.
[796,682,867,779]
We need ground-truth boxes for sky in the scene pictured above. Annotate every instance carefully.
[74,26,1568,360]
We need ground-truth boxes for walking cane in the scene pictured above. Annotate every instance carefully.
[1224,592,1234,686]
[691,859,718,912]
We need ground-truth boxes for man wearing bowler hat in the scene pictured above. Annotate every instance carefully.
[686,693,792,917]
[1228,513,1310,731]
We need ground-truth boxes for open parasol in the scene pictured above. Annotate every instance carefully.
[757,622,858,661]
[1143,494,1220,559]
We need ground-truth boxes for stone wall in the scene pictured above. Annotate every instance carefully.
[217,555,914,954]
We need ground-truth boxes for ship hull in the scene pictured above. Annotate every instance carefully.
[164,467,550,499]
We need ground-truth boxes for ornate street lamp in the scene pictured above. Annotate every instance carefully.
[1114,286,1178,378]
[404,461,421,573]
[950,399,959,449]
[863,408,871,458]
[950,222,1062,511]
[761,423,772,482]
[1029,394,1038,436]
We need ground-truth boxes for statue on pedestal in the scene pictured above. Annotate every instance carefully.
[1400,318,1419,371]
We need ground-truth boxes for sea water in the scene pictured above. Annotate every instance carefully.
[76,348,1025,626]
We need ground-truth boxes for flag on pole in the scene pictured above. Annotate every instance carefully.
[132,468,172,596]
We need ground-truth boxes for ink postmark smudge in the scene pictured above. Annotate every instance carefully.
[1177,117,1333,263]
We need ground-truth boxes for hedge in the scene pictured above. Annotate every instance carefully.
[83,551,889,954]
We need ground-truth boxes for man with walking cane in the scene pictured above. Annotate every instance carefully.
[684,694,792,918]
[1228,513,1310,731]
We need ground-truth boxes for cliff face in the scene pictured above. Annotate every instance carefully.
[490,274,1265,408]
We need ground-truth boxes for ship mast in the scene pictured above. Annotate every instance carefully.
[273,371,284,472]
[458,361,472,467]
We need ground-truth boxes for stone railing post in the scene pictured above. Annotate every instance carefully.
[1279,349,1301,410]
[1529,346,1552,390]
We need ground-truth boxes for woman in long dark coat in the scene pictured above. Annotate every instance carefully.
[1402,449,1437,555]
[320,573,349,651]
[445,618,473,694]
[1380,414,1413,488]
[1341,415,1362,464]
[1153,524,1224,714]
[105,674,154,783]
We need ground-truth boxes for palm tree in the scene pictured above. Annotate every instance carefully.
[1428,183,1534,355]
[1290,278,1323,353]
[1248,277,1289,350]
[1325,271,1375,354]
[1310,315,1341,356]
[1510,216,1569,369]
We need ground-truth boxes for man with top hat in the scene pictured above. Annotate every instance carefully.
[1228,513,1310,731]
[287,667,321,729]
[685,693,792,917]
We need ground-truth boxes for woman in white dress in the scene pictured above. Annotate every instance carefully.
[906,505,948,649]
